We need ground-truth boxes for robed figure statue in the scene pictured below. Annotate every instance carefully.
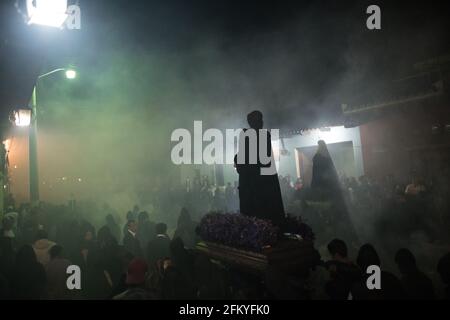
[234,111,285,226]
[311,140,340,194]
[311,140,358,242]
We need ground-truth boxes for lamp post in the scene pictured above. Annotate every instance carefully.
[14,1,78,203]
[29,68,76,203]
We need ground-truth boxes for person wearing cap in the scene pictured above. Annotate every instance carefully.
[113,257,154,300]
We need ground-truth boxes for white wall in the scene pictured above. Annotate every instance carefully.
[277,126,364,179]
[178,126,364,186]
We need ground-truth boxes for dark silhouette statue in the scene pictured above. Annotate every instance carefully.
[234,111,285,226]
[311,140,340,193]
[311,140,358,243]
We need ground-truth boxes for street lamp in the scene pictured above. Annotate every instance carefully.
[65,69,77,79]
[12,109,32,127]
[26,67,76,203]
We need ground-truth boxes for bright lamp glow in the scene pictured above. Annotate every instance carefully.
[3,139,11,153]
[27,0,69,28]
[14,109,32,127]
[65,69,77,79]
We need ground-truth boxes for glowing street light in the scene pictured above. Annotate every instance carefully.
[65,69,77,79]
[26,0,69,28]
[12,108,32,127]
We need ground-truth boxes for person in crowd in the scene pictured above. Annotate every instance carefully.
[131,205,140,221]
[105,214,121,243]
[74,228,109,299]
[324,238,362,300]
[4,194,16,212]
[351,243,404,299]
[137,211,155,252]
[173,208,197,249]
[294,178,304,191]
[305,250,329,300]
[113,257,155,300]
[1,217,17,248]
[212,187,226,212]
[146,257,166,298]
[0,223,15,283]
[45,245,73,300]
[122,211,134,239]
[0,273,9,300]
[61,215,83,260]
[73,229,95,276]
[123,220,142,258]
[161,258,196,300]
[437,252,450,300]
[405,176,426,196]
[81,220,96,239]
[97,226,123,291]
[21,209,43,245]
[109,251,134,298]
[147,223,171,267]
[3,207,19,236]
[265,263,306,299]
[170,237,194,278]
[122,206,140,235]
[194,255,230,299]
[10,245,46,299]
[225,182,234,211]
[395,248,435,299]
[32,230,56,267]
[97,225,113,247]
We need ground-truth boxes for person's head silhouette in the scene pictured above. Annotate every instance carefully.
[247,110,263,129]
[395,248,417,274]
[357,243,381,271]
[317,140,330,157]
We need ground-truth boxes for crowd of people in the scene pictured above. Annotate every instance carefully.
[0,201,202,299]
[0,197,448,300]
[0,167,449,299]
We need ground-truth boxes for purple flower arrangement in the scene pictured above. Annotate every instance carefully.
[196,212,279,252]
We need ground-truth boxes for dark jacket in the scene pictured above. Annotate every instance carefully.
[137,221,155,252]
[73,240,110,300]
[11,262,46,300]
[146,234,171,266]
[325,260,362,300]
[400,269,435,300]
[106,222,121,243]
[123,231,142,258]
[45,258,73,299]
[352,271,405,300]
